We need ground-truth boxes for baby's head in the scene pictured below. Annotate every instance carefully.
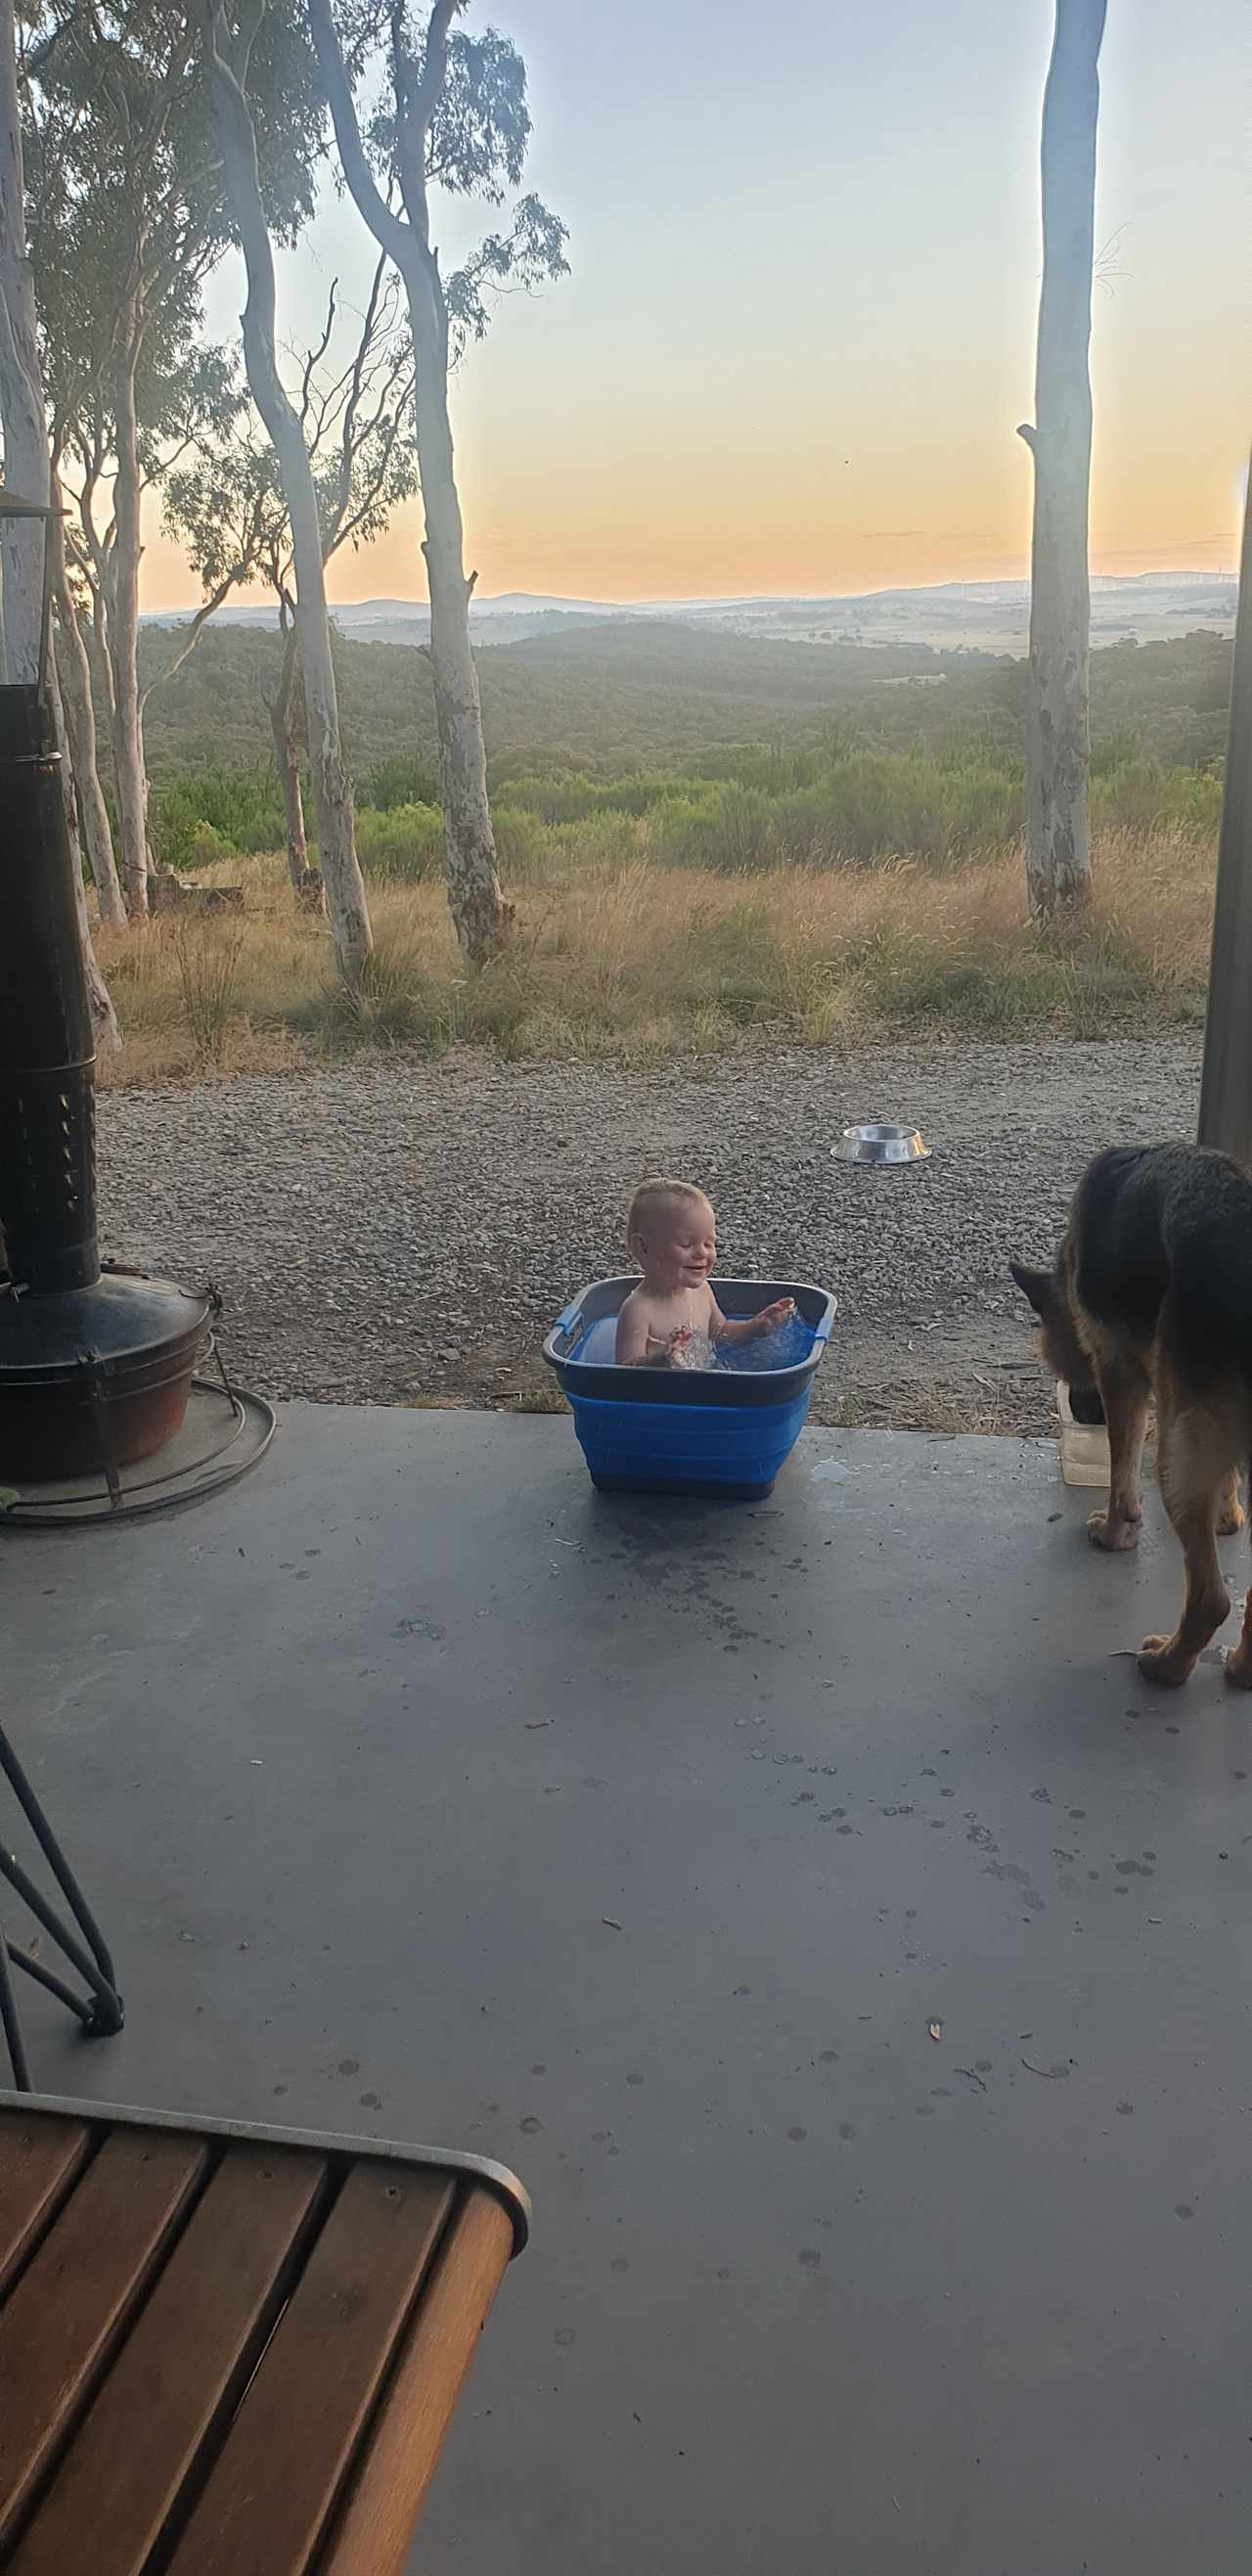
[627,1177,716,1291]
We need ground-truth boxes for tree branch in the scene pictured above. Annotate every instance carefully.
[141,559,249,704]
[328,242,387,538]
[299,278,337,431]
[413,0,462,132]
[307,0,411,267]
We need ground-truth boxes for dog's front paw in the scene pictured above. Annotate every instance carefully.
[1087,1508,1141,1552]
[1219,1499,1247,1537]
[1225,1640,1252,1690]
[1138,1636,1192,1688]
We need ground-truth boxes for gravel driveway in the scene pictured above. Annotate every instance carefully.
[97,1038,1202,1436]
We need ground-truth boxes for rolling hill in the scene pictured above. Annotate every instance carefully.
[133,614,1234,786]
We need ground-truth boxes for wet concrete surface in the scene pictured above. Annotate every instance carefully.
[4,1406,1252,2573]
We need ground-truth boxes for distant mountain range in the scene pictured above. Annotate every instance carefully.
[143,571,1238,658]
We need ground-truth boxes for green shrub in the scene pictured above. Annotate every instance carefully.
[150,768,287,869]
[491,806,547,880]
[1093,759,1223,834]
[190,820,235,867]
[354,801,444,881]
[364,750,438,809]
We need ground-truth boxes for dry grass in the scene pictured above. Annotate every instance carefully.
[93,823,1215,1088]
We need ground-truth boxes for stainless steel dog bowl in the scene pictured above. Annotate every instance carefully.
[833,1123,930,1165]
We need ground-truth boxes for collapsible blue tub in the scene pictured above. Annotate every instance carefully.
[542,1276,836,1500]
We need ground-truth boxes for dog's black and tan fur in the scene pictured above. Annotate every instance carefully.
[1011,1143,1252,1690]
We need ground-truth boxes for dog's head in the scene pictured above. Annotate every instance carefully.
[1008,1257,1105,1424]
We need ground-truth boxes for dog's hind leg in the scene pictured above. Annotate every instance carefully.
[1087,1358,1150,1552]
[1226,1594,1252,1688]
[1223,1457,1252,1687]
[1140,1394,1234,1688]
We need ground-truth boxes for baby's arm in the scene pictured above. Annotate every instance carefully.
[615,1293,651,1366]
[712,1293,796,1345]
[616,1294,674,1367]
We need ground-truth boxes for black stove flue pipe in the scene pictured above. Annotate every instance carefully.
[0,681,99,1294]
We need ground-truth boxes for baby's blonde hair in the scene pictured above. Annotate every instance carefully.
[626,1176,712,1248]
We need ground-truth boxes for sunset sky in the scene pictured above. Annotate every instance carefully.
[141,0,1250,613]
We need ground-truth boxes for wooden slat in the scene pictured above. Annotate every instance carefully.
[11,2145,328,2576]
[167,2159,454,2576]
[320,2187,514,2576]
[0,2130,205,2550]
[0,2111,91,2297]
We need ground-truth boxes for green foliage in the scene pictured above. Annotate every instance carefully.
[1091,759,1224,835]
[150,769,289,870]
[135,619,1233,792]
[362,12,568,363]
[549,756,1023,874]
[26,0,326,456]
[127,618,1230,953]
[444,195,569,357]
[353,801,444,881]
[1090,724,1142,776]
[346,798,547,884]
[490,806,547,879]
[497,768,720,822]
[364,749,439,808]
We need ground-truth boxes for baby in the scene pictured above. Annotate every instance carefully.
[615,1177,795,1368]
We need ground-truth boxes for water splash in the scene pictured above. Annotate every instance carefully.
[571,1312,815,1372]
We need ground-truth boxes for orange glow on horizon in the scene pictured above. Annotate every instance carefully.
[137,488,1240,618]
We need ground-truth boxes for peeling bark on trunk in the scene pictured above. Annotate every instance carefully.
[50,653,119,1051]
[203,15,372,979]
[309,0,507,967]
[0,0,119,1045]
[109,303,151,920]
[57,615,125,926]
[268,623,312,894]
[412,309,508,963]
[1018,0,1105,918]
[51,504,125,925]
[0,0,46,684]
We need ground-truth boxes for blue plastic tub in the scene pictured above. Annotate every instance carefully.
[542,1276,836,1499]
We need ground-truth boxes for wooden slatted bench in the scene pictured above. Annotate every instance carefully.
[0,2093,528,2575]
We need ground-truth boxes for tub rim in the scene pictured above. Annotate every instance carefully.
[542,1275,836,1411]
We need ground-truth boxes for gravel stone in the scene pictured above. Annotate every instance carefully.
[97,1037,1202,1434]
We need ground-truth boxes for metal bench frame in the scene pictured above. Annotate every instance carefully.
[0,1724,123,2091]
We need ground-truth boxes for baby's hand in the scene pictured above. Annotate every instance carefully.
[755,1298,795,1335]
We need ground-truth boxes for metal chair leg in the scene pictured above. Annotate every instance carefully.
[0,1927,32,2091]
[0,1721,123,2090]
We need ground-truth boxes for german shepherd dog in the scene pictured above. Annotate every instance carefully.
[1010,1144,1252,1690]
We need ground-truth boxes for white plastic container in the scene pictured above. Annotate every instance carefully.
[1057,1380,1110,1488]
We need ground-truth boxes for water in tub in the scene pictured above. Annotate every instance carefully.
[573,1312,815,1370]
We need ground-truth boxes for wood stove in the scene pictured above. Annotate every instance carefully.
[0,499,210,1483]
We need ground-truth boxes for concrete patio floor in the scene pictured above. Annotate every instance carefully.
[5,1404,1252,2574]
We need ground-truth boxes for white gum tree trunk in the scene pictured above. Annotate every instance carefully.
[309,0,508,965]
[1018,0,1106,916]
[0,0,119,1038]
[108,309,151,918]
[204,6,372,976]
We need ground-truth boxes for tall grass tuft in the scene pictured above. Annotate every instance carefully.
[172,924,246,1066]
[293,932,445,1053]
